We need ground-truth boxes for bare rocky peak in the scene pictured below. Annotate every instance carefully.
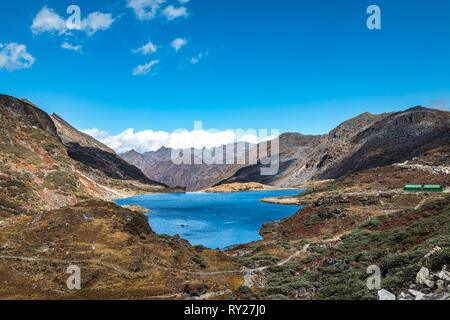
[50,113,115,154]
[213,133,324,187]
[279,106,450,186]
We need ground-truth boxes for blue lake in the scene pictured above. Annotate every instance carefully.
[115,189,303,250]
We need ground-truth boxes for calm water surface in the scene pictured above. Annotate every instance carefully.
[115,189,303,249]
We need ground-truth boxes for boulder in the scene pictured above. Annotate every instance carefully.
[437,271,450,282]
[377,289,395,300]
[408,289,425,300]
[398,291,413,300]
[436,280,445,292]
[424,279,435,289]
[183,282,208,297]
[416,267,429,285]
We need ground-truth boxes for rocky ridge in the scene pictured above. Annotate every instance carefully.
[0,94,178,216]
[213,107,449,188]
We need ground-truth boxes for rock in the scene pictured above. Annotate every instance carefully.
[424,246,441,259]
[437,271,450,281]
[436,280,444,292]
[183,282,208,297]
[416,267,429,285]
[398,291,413,300]
[408,289,425,300]
[424,279,435,289]
[322,258,349,270]
[28,215,42,225]
[81,212,93,220]
[377,289,396,300]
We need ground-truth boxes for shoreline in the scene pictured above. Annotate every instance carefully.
[199,182,298,193]
[259,196,303,206]
[115,187,306,251]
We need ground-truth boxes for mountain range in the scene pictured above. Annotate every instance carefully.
[0,93,448,300]
[120,143,253,191]
[119,106,449,191]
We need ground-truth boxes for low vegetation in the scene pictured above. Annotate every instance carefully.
[247,196,450,300]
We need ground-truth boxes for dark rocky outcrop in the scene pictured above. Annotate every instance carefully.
[66,142,167,186]
[50,113,115,154]
[48,113,167,187]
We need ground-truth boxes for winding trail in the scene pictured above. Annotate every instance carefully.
[415,198,427,210]
[0,244,312,300]
[185,244,310,276]
[0,244,310,277]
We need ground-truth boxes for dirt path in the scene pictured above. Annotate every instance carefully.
[0,255,134,278]
[0,243,320,299]
[189,244,310,277]
[415,198,427,210]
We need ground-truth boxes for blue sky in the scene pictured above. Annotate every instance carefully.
[1,0,449,151]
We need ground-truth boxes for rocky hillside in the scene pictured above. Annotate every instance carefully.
[281,107,450,186]
[214,107,449,187]
[121,143,253,191]
[51,113,167,186]
[0,94,176,216]
[50,113,115,154]
[0,200,242,299]
[213,133,325,186]
[227,146,449,300]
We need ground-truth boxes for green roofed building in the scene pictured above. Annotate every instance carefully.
[423,185,443,192]
[404,185,422,192]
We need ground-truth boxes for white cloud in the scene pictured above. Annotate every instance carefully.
[81,127,273,153]
[31,6,67,35]
[190,51,208,64]
[132,40,158,55]
[0,43,35,71]
[179,0,190,3]
[61,42,82,52]
[132,59,159,75]
[31,6,115,36]
[81,12,115,35]
[82,128,110,140]
[126,0,166,21]
[171,38,187,51]
[162,5,188,21]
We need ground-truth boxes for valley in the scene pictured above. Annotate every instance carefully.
[0,93,448,300]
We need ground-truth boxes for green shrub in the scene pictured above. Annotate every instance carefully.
[191,254,208,268]
[427,247,450,271]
